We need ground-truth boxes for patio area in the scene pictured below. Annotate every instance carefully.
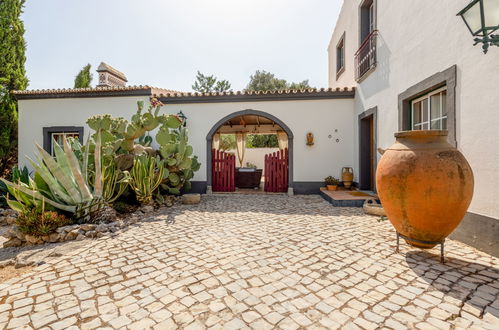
[0,194,498,329]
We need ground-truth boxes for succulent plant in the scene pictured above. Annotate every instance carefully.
[1,134,106,219]
[85,99,199,197]
[158,127,200,195]
[129,155,167,205]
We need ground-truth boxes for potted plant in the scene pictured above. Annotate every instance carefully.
[325,176,340,191]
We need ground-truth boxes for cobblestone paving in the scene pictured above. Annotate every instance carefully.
[1,195,499,329]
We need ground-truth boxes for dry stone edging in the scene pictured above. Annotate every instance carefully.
[1,195,185,251]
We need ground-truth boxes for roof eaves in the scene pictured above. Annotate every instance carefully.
[155,87,355,104]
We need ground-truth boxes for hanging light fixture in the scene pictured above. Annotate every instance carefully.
[457,0,499,53]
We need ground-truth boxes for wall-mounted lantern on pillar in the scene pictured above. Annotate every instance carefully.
[457,0,499,53]
[177,111,187,127]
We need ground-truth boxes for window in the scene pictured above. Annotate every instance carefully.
[360,0,375,44]
[336,33,345,78]
[398,65,457,146]
[411,88,447,131]
[356,0,377,81]
[43,126,84,156]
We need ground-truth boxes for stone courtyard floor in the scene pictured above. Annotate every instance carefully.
[1,194,499,329]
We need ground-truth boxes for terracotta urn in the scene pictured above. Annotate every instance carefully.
[376,130,474,248]
[342,167,354,189]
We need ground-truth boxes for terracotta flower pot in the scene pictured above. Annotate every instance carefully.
[376,130,474,248]
[327,185,338,191]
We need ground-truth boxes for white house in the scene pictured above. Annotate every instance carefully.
[327,0,499,255]
[13,0,499,255]
[14,64,356,195]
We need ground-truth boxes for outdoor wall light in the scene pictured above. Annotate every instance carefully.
[458,0,499,53]
[177,111,187,127]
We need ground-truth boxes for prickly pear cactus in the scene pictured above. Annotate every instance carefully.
[85,99,200,197]
[158,127,200,195]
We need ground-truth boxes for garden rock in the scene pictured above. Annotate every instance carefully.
[7,226,25,241]
[25,235,43,245]
[182,193,201,205]
[3,238,23,248]
[140,205,154,214]
[80,224,96,231]
[48,233,60,243]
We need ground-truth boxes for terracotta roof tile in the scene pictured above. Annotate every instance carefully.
[153,87,354,98]
[13,85,179,99]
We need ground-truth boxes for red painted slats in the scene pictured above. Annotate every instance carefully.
[212,149,235,192]
[264,148,289,193]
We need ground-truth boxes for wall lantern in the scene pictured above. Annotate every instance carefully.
[177,111,187,127]
[457,0,499,53]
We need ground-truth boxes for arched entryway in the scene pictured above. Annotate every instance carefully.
[206,109,294,194]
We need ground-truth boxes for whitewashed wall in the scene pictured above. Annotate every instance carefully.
[162,98,355,183]
[328,0,499,219]
[18,97,355,186]
[18,96,150,171]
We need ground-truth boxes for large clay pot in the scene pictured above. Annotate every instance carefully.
[376,130,474,248]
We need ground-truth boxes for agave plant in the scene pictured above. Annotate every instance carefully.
[129,155,166,205]
[1,134,105,219]
[69,137,129,204]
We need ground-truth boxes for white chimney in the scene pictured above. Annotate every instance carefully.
[96,62,127,87]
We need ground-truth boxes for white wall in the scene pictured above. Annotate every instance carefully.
[226,148,280,173]
[18,97,355,185]
[18,96,150,171]
[328,0,499,219]
[162,98,355,183]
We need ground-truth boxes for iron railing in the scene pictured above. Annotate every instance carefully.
[355,30,378,81]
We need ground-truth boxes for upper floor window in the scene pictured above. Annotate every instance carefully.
[360,0,375,43]
[336,33,345,78]
[355,0,377,81]
[411,87,447,130]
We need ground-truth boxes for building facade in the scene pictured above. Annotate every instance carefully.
[328,0,499,255]
[15,87,355,195]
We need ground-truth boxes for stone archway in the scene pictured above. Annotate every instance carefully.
[206,109,294,194]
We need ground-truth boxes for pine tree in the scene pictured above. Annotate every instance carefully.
[74,64,93,88]
[0,0,28,175]
[192,71,231,93]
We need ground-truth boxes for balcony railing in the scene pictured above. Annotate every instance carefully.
[355,30,378,81]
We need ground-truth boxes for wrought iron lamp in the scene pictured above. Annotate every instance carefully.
[177,111,187,127]
[458,0,499,53]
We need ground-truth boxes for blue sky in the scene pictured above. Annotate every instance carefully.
[23,0,342,92]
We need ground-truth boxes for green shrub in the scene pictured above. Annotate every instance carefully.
[16,209,71,237]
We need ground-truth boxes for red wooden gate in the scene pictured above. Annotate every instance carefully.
[264,148,289,193]
[212,149,235,192]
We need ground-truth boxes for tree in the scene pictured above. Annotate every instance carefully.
[289,80,312,90]
[192,71,231,93]
[219,134,236,151]
[74,64,93,88]
[0,0,28,175]
[246,134,279,148]
[245,70,313,92]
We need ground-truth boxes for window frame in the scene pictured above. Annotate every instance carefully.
[336,32,346,79]
[411,86,447,131]
[398,65,457,146]
[359,0,376,46]
[43,126,84,156]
